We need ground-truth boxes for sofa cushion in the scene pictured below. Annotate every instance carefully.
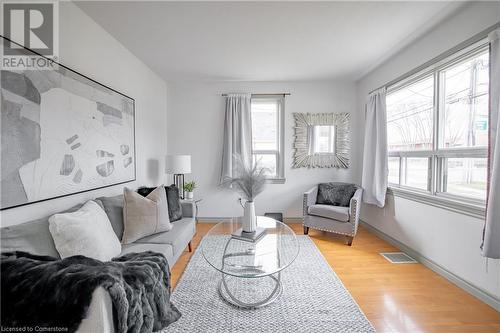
[96,195,124,240]
[0,202,88,258]
[166,185,183,222]
[1,218,60,258]
[122,187,172,244]
[316,183,357,207]
[48,200,121,261]
[120,243,174,266]
[135,217,195,253]
[308,204,350,222]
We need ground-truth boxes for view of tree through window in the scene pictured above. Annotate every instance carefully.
[387,76,434,151]
[386,46,489,203]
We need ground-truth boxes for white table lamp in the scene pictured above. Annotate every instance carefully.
[166,155,191,199]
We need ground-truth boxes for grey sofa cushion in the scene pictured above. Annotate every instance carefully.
[0,202,91,258]
[308,204,350,222]
[135,217,195,253]
[96,195,124,240]
[316,183,357,207]
[120,243,174,266]
[166,185,182,222]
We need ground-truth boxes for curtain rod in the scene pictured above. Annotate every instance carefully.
[221,93,290,97]
[367,21,500,95]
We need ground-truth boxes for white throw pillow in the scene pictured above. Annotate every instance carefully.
[49,200,121,261]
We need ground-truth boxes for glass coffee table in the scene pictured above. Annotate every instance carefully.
[202,216,299,309]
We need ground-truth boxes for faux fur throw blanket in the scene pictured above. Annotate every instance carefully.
[1,251,181,333]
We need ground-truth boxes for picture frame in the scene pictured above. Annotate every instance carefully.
[0,35,136,210]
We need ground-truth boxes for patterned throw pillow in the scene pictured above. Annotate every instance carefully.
[316,183,357,207]
[137,185,183,222]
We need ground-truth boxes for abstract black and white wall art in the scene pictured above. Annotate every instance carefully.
[0,38,135,210]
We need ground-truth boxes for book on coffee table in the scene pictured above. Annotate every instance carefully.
[231,227,266,243]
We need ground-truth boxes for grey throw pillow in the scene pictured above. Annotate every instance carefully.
[316,183,357,207]
[122,187,172,244]
[165,185,182,222]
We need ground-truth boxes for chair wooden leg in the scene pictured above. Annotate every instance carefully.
[188,241,192,252]
[304,226,309,235]
[344,236,353,246]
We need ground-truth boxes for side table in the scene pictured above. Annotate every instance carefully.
[181,198,202,223]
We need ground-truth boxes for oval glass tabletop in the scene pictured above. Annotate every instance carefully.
[201,216,299,278]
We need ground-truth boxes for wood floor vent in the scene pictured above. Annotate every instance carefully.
[380,252,417,264]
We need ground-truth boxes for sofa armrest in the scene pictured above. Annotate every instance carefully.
[349,188,363,231]
[303,186,318,217]
[76,287,114,333]
[181,200,196,219]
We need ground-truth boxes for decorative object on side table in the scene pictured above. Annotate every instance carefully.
[166,155,191,199]
[222,154,267,242]
[183,181,197,200]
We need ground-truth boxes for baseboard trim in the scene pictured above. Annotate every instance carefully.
[360,220,500,312]
[197,217,231,223]
[198,217,304,223]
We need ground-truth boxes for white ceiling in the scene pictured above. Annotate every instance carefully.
[76,1,465,82]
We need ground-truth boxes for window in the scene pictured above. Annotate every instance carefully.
[251,96,285,182]
[387,43,489,209]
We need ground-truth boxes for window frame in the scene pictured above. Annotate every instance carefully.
[250,95,286,184]
[386,40,489,218]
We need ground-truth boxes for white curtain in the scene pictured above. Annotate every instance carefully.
[482,29,500,259]
[220,93,252,184]
[361,88,388,208]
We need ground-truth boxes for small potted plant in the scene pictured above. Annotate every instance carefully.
[183,181,197,200]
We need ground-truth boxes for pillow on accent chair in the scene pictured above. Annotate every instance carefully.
[122,186,172,244]
[316,183,357,207]
[137,184,183,222]
[48,200,121,261]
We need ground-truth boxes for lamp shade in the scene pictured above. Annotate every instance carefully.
[166,155,191,174]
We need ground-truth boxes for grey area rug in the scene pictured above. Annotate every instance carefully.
[164,235,375,333]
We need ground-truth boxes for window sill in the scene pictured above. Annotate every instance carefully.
[387,187,485,220]
[266,178,286,184]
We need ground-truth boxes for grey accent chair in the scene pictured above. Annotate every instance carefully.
[303,184,363,246]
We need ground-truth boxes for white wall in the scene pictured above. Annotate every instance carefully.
[357,1,500,304]
[1,2,168,226]
[166,81,359,218]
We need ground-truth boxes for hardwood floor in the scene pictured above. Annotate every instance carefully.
[171,222,500,333]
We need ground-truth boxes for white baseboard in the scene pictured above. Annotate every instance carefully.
[360,220,500,312]
[197,217,304,223]
[197,217,232,223]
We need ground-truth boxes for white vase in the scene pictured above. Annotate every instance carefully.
[185,191,194,199]
[242,201,256,233]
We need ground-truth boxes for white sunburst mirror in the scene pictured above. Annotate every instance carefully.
[292,113,350,168]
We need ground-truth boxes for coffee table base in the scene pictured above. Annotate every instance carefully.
[217,273,283,309]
